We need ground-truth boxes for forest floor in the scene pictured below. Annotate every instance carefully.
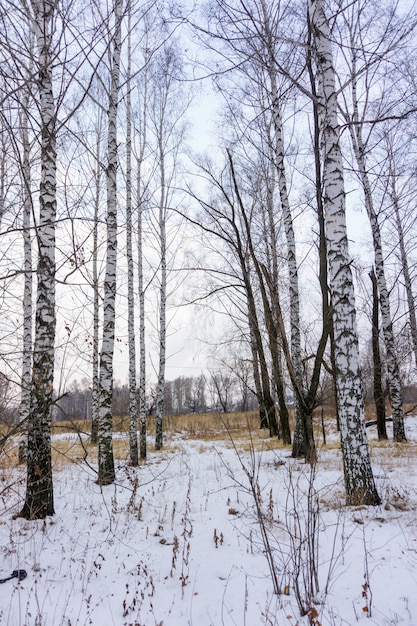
[0,411,416,626]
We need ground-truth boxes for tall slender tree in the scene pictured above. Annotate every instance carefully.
[147,42,189,451]
[132,29,153,461]
[309,0,380,505]
[20,0,58,518]
[97,0,124,485]
[369,268,388,440]
[90,121,104,445]
[18,84,34,464]
[138,165,147,459]
[338,2,407,441]
[386,138,417,371]
[125,2,138,466]
[155,142,167,451]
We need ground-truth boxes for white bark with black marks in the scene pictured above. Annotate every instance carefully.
[309,0,380,505]
[135,55,149,460]
[98,0,123,485]
[21,0,57,519]
[138,193,147,459]
[126,5,138,466]
[155,154,166,451]
[91,127,103,445]
[391,174,417,371]
[259,0,306,453]
[19,94,33,464]
[346,47,406,442]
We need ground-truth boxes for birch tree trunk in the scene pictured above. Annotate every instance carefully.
[18,96,33,465]
[262,119,291,443]
[369,268,388,440]
[306,24,338,434]
[125,6,138,466]
[388,158,417,370]
[21,0,57,519]
[151,43,189,451]
[138,184,147,459]
[155,155,166,451]
[346,53,406,442]
[259,0,308,457]
[98,0,123,485]
[135,57,149,460]
[386,136,417,366]
[309,0,380,505]
[91,126,103,445]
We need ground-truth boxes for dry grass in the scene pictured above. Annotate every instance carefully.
[0,438,20,470]
[0,410,293,470]
[1,404,417,471]
[43,411,261,438]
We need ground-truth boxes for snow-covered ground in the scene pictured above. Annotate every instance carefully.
[1,418,417,626]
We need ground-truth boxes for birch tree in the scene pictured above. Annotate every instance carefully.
[337,0,410,442]
[0,0,99,509]
[20,0,58,518]
[90,122,104,445]
[125,3,138,466]
[309,0,380,505]
[384,135,417,371]
[97,0,124,485]
[256,0,307,455]
[131,32,154,460]
[18,86,34,464]
[0,102,9,233]
[147,42,189,450]
[137,110,148,459]
[155,145,167,451]
[369,268,388,440]
[138,180,147,458]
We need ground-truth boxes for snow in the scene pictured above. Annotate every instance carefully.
[1,419,417,626]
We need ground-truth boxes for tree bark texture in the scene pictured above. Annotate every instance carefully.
[262,123,291,443]
[98,0,123,485]
[155,150,166,451]
[126,11,138,466]
[91,130,103,445]
[390,165,417,371]
[21,0,57,519]
[309,0,380,505]
[18,95,33,465]
[138,175,147,460]
[248,321,269,431]
[135,68,148,460]
[347,56,405,442]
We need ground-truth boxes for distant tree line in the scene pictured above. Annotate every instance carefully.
[45,369,417,424]
[52,372,260,422]
[3,350,416,426]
